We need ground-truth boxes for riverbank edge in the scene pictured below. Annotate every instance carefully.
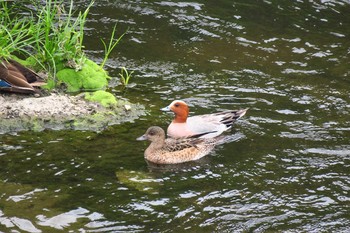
[0,93,145,134]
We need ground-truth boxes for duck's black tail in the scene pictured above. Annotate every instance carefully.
[219,108,249,128]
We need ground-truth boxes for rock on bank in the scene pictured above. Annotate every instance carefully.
[0,93,144,134]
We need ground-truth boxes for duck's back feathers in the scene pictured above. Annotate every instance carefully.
[7,59,42,83]
[0,59,46,94]
[164,137,196,152]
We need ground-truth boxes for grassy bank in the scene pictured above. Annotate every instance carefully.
[0,0,126,106]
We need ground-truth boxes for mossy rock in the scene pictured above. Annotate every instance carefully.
[56,59,109,92]
[85,90,117,107]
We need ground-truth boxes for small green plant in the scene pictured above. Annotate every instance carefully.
[119,67,134,87]
[100,24,126,69]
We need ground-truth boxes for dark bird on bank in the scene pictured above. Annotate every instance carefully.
[0,58,46,94]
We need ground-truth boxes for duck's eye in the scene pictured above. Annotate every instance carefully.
[148,130,155,136]
[174,103,180,107]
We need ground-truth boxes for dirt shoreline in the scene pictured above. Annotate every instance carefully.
[0,93,145,134]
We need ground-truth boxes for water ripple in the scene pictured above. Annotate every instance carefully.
[1,0,350,232]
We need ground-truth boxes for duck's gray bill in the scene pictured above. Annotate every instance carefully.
[136,135,147,141]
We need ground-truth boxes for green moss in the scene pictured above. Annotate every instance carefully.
[55,61,66,72]
[56,59,109,92]
[85,90,117,107]
[30,117,42,132]
[43,79,56,90]
[56,68,82,92]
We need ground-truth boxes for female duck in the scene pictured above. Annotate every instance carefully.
[137,126,220,164]
[0,58,45,94]
[161,100,248,138]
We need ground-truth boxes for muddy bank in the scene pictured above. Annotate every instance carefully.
[0,93,145,134]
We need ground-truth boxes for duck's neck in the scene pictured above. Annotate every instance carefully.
[173,109,189,123]
[149,139,165,150]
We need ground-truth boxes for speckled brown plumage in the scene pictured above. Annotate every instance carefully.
[137,126,221,164]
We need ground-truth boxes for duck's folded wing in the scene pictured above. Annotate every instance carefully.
[165,138,199,152]
[0,59,43,94]
[4,71,35,90]
[186,110,248,136]
[187,115,227,134]
[7,59,44,83]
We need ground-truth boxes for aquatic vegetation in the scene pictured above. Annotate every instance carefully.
[119,67,134,87]
[100,24,126,69]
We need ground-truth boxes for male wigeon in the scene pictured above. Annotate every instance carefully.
[161,100,248,138]
[136,126,221,164]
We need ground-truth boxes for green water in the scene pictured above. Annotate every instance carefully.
[1,0,349,232]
